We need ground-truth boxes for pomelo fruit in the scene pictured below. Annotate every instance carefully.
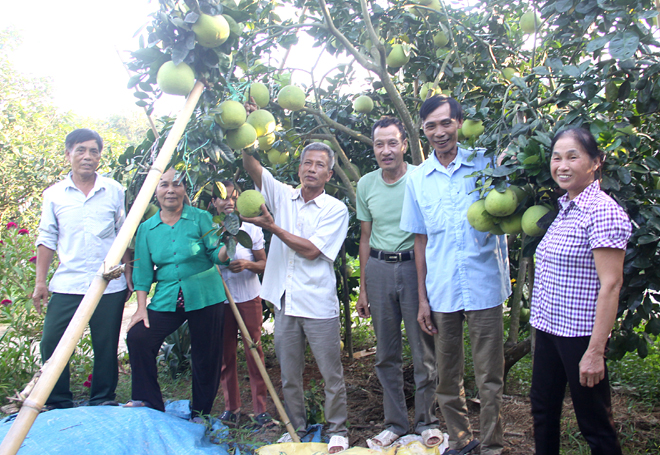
[267,150,289,165]
[502,67,517,81]
[353,95,374,114]
[499,213,523,235]
[225,123,257,150]
[193,14,230,47]
[222,14,241,37]
[467,199,497,232]
[522,205,551,237]
[157,61,195,96]
[246,109,276,137]
[236,189,265,217]
[520,11,541,34]
[258,132,276,151]
[485,188,518,217]
[216,100,246,130]
[420,82,439,100]
[433,30,448,47]
[490,224,505,235]
[462,119,484,138]
[249,82,270,108]
[386,44,410,68]
[277,85,306,111]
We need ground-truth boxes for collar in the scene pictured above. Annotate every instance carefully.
[424,147,475,175]
[148,204,193,230]
[558,180,600,212]
[64,172,106,193]
[291,187,328,208]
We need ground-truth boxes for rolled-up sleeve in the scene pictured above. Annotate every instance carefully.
[36,192,59,250]
[399,176,427,234]
[133,224,154,292]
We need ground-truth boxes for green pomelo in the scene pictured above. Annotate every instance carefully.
[193,14,230,48]
[457,128,465,142]
[325,183,338,195]
[277,85,306,111]
[142,203,159,222]
[249,82,270,108]
[235,189,265,217]
[246,109,276,137]
[502,67,517,81]
[490,224,505,235]
[462,119,484,138]
[226,123,257,150]
[467,199,497,232]
[484,188,518,217]
[386,44,410,68]
[353,95,374,114]
[216,100,246,130]
[520,11,541,34]
[420,82,439,100]
[267,150,289,165]
[521,205,551,237]
[510,185,527,203]
[499,213,523,235]
[258,132,276,151]
[157,61,195,96]
[433,30,448,47]
[222,14,241,37]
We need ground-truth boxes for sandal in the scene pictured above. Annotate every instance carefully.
[220,410,240,427]
[443,439,480,455]
[368,429,400,448]
[249,412,276,429]
[421,428,443,448]
[328,434,349,454]
[123,400,153,409]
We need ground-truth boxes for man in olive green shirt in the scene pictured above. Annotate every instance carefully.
[356,117,439,447]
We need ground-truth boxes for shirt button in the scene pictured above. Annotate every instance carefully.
[173,252,176,255]
[176,265,178,268]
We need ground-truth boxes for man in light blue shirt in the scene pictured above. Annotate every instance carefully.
[400,97,511,455]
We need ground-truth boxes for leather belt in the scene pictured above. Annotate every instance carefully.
[370,249,414,263]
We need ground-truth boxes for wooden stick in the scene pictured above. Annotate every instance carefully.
[0,81,205,455]
[217,271,301,443]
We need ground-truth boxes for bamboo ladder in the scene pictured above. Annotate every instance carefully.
[0,82,299,455]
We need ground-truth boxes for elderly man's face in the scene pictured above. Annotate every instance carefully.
[65,139,101,179]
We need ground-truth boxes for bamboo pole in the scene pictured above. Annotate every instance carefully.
[217,271,301,443]
[0,81,205,455]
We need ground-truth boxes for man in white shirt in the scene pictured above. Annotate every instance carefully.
[241,142,349,453]
[32,129,132,409]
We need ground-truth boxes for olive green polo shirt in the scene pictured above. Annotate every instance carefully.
[133,204,227,312]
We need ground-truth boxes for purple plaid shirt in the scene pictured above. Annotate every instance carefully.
[531,180,631,337]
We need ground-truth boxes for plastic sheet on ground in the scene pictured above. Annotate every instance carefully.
[0,403,231,454]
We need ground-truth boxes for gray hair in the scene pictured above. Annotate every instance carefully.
[300,142,335,169]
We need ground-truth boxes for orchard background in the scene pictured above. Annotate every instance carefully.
[1,0,660,449]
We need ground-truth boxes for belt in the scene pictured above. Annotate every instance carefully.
[370,249,414,263]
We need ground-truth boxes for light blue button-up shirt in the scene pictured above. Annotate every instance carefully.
[400,147,511,313]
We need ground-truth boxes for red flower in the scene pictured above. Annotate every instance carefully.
[88,373,93,381]
[18,229,29,235]
[6,222,17,229]
[83,381,91,388]
[29,256,37,264]
[0,240,3,244]
[1,299,12,306]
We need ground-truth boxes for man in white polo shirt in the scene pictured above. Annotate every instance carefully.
[241,142,349,453]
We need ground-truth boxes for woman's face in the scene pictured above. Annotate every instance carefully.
[212,185,237,215]
[156,168,186,211]
[550,135,600,200]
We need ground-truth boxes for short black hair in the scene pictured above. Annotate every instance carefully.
[371,116,408,141]
[419,96,463,123]
[551,127,605,178]
[65,129,103,152]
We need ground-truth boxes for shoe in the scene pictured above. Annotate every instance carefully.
[122,400,154,409]
[220,410,239,427]
[443,439,480,455]
[368,429,400,448]
[421,428,443,448]
[328,435,349,454]
[248,412,276,429]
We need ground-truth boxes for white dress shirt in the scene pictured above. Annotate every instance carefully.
[258,168,349,319]
[36,173,127,294]
[219,222,264,303]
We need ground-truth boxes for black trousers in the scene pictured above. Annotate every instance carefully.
[126,303,224,417]
[530,329,622,455]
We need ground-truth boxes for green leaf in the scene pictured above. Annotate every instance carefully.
[226,237,237,259]
[224,212,241,236]
[586,35,609,53]
[609,31,639,60]
[234,230,253,249]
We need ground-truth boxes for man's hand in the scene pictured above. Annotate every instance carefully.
[240,204,276,231]
[32,282,50,315]
[417,298,437,336]
[579,349,606,388]
[228,259,250,273]
[127,307,150,331]
[356,291,370,318]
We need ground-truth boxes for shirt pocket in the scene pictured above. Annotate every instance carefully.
[89,210,116,238]
[420,198,446,234]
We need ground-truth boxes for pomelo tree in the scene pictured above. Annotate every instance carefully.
[119,0,660,372]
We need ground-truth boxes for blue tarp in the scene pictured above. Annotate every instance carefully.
[0,403,230,454]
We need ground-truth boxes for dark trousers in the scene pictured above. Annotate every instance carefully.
[530,330,622,455]
[126,303,224,417]
[40,290,127,407]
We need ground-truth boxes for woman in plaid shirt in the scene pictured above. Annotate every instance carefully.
[530,128,631,455]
